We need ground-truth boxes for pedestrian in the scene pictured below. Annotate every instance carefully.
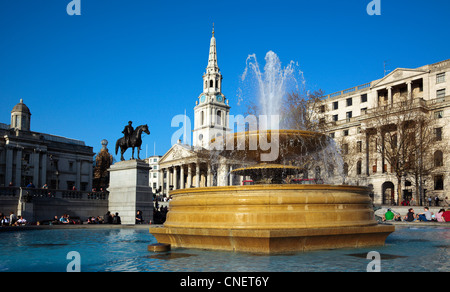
[434,196,440,207]
[444,197,450,207]
[9,211,17,226]
[104,211,113,224]
[136,210,143,224]
[113,212,121,224]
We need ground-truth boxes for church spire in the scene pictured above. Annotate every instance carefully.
[207,24,218,72]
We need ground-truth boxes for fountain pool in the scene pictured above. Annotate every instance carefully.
[0,226,448,272]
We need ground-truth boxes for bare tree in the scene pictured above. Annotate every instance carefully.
[368,96,436,205]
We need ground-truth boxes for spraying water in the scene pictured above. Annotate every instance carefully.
[240,51,304,128]
[237,51,346,184]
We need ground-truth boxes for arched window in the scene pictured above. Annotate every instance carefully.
[343,163,349,176]
[201,111,204,125]
[434,150,444,167]
[205,80,207,89]
[210,80,214,88]
[356,160,362,175]
[217,110,222,125]
[216,79,219,89]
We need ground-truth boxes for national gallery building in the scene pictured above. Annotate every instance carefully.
[0,99,94,190]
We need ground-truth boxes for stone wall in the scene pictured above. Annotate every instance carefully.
[0,187,109,223]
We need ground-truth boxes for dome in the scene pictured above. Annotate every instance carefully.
[11,99,31,115]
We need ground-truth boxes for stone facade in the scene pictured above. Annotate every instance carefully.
[318,59,450,205]
[0,99,94,191]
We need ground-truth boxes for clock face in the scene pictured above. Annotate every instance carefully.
[216,95,223,102]
[200,95,206,103]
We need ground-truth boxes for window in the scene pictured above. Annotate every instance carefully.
[342,144,349,155]
[332,114,338,122]
[333,101,339,110]
[435,127,443,141]
[346,98,352,107]
[357,141,362,153]
[361,94,368,103]
[434,175,444,190]
[343,163,349,176]
[217,110,222,125]
[437,89,446,101]
[346,111,352,121]
[330,132,335,138]
[436,73,446,84]
[319,105,326,113]
[434,150,444,167]
[343,129,349,136]
[201,111,204,125]
[210,80,214,88]
[435,110,444,119]
[356,160,362,175]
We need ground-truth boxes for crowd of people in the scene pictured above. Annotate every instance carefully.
[383,207,450,222]
[0,211,26,226]
[399,196,450,207]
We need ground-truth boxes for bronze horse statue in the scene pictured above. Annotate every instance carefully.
[115,124,150,161]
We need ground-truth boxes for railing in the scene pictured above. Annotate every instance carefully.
[0,187,109,202]
[323,82,372,100]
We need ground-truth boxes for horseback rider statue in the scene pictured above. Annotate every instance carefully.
[122,121,134,148]
[116,121,150,161]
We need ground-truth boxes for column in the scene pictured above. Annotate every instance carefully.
[207,164,212,187]
[406,81,412,99]
[32,149,40,186]
[159,168,165,196]
[387,87,392,105]
[173,166,178,190]
[40,152,47,188]
[229,165,234,186]
[180,165,185,189]
[195,163,200,188]
[365,132,370,176]
[76,159,81,190]
[187,164,192,188]
[5,146,13,186]
[15,147,22,187]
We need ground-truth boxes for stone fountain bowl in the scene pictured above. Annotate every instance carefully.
[151,184,395,253]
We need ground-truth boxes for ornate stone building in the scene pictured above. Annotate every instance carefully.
[0,99,94,190]
[318,59,450,205]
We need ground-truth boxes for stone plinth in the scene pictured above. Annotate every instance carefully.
[108,160,153,225]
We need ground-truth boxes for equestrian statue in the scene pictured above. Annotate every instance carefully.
[115,121,150,161]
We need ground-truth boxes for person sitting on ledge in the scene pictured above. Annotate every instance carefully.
[442,209,450,222]
[383,209,395,221]
[436,209,446,222]
[417,207,433,222]
[404,208,416,222]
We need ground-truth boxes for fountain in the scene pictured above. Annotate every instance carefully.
[150,52,394,253]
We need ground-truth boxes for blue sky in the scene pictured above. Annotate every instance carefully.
[1,0,449,160]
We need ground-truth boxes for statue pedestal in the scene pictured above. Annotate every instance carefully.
[108,160,153,225]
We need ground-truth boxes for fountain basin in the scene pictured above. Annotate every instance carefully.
[150,185,395,253]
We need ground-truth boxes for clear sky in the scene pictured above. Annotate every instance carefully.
[1,0,449,161]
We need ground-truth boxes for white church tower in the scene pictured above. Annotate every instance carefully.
[193,26,231,148]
